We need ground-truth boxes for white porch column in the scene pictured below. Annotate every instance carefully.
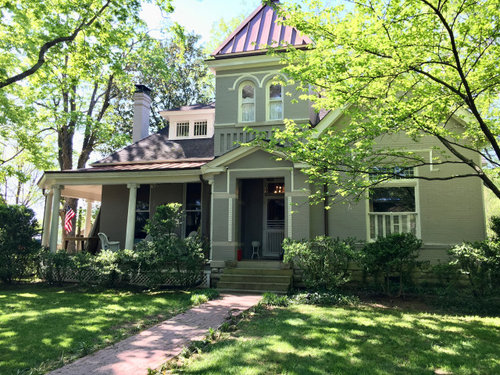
[41,190,53,247]
[49,185,63,252]
[85,200,93,236]
[125,184,139,249]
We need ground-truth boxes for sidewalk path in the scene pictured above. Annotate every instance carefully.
[48,294,262,375]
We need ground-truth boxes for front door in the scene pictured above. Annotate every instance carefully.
[263,196,285,258]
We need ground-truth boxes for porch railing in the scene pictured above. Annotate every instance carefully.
[369,212,418,240]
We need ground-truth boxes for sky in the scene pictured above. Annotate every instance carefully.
[140,0,262,45]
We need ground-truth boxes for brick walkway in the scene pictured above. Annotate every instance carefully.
[48,294,262,375]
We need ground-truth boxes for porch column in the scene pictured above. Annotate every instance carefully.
[85,200,93,236]
[41,190,53,247]
[125,184,139,249]
[49,185,63,252]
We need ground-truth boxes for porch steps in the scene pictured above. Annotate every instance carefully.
[217,263,292,294]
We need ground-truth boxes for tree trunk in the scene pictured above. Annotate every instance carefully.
[61,197,78,252]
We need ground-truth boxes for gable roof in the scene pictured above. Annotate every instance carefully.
[92,131,214,166]
[212,1,312,58]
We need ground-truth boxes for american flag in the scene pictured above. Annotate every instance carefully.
[64,207,76,234]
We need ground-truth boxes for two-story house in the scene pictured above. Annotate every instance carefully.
[38,2,486,292]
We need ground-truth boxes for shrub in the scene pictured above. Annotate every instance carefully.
[449,240,500,297]
[283,236,356,291]
[137,203,205,287]
[71,251,94,284]
[0,202,40,283]
[489,216,500,240]
[37,249,73,285]
[290,292,359,306]
[93,250,123,287]
[260,292,290,307]
[360,233,423,297]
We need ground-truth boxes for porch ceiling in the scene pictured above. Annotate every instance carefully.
[61,185,102,201]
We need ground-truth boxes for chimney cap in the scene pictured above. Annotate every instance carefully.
[134,84,152,96]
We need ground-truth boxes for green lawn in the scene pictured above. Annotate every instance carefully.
[176,304,500,375]
[0,283,216,375]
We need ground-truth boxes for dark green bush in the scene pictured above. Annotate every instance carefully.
[136,203,205,287]
[260,292,289,307]
[360,233,423,297]
[71,251,94,284]
[449,240,500,297]
[489,216,500,239]
[93,250,123,287]
[0,202,40,283]
[290,292,359,306]
[283,236,356,291]
[37,249,73,285]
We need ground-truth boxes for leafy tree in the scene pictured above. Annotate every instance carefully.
[110,29,215,140]
[258,0,500,204]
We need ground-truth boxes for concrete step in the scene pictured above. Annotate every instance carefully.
[236,261,285,269]
[220,274,292,284]
[217,281,290,292]
[218,289,287,295]
[224,268,293,276]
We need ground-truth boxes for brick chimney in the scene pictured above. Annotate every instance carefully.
[133,84,152,143]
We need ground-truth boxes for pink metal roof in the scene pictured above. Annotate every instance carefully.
[52,161,210,173]
[212,2,312,57]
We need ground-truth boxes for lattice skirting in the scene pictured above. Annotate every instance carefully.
[61,269,211,288]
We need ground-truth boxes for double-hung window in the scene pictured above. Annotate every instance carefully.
[368,168,419,240]
[267,84,283,120]
[240,83,255,122]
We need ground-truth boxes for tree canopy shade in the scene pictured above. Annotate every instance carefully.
[257,0,500,203]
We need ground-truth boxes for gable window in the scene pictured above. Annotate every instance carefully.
[240,83,255,122]
[267,84,283,120]
[176,122,189,137]
[194,121,208,136]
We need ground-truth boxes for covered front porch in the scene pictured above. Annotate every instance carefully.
[38,168,210,252]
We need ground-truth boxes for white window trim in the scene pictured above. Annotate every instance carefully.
[365,172,421,241]
[238,81,256,123]
[266,81,283,121]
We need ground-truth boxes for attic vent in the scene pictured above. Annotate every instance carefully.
[194,121,208,136]
[176,122,189,137]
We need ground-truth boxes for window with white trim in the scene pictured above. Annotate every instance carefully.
[367,168,419,240]
[267,83,283,120]
[240,82,255,122]
[176,122,189,137]
[194,120,207,136]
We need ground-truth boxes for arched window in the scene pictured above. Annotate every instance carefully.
[240,82,255,122]
[267,83,283,120]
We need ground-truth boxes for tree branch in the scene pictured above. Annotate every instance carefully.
[0,0,112,89]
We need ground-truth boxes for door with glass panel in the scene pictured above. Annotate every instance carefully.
[263,180,285,258]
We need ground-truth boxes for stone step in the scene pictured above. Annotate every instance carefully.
[217,281,290,292]
[223,268,293,276]
[236,261,285,269]
[218,289,287,295]
[220,274,292,284]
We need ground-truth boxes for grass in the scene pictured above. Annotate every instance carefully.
[0,283,218,375]
[173,304,500,375]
